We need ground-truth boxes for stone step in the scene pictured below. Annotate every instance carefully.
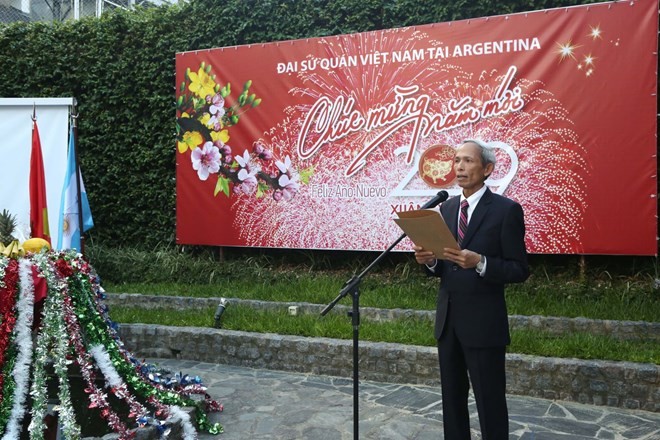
[118,323,660,413]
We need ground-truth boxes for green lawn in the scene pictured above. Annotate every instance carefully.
[105,272,660,322]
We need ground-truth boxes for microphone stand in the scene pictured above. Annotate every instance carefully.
[320,232,407,440]
[320,190,446,440]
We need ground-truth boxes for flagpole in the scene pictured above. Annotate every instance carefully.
[71,100,85,255]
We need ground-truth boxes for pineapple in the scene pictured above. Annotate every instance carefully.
[0,209,17,245]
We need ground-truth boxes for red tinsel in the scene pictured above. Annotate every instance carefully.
[0,259,20,393]
[54,259,74,278]
[60,292,136,439]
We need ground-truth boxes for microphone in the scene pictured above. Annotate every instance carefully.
[420,190,449,209]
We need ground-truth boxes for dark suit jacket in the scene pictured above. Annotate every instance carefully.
[430,188,529,347]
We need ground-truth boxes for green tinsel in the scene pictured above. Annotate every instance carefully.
[29,252,82,440]
[0,345,18,433]
[52,294,81,439]
[68,272,223,433]
[27,293,52,440]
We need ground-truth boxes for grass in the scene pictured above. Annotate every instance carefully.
[92,245,660,322]
[104,271,660,322]
[108,305,660,364]
[511,330,660,364]
[104,277,438,311]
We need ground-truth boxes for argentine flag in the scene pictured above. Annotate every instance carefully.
[56,126,93,251]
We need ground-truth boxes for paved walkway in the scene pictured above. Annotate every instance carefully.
[150,358,660,440]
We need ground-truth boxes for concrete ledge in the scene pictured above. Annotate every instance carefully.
[118,324,660,413]
[107,293,660,342]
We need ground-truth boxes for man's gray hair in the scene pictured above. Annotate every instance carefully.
[464,139,497,167]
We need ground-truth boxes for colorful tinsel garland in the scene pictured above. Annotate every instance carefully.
[2,259,37,439]
[0,250,223,438]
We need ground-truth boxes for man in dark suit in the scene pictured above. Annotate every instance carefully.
[414,139,529,439]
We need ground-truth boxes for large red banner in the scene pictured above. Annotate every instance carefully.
[176,0,658,255]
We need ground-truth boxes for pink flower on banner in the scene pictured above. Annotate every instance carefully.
[275,156,300,201]
[208,93,225,118]
[275,155,292,174]
[206,94,226,130]
[217,142,233,164]
[236,150,259,195]
[277,174,300,201]
[235,150,255,172]
[191,142,221,181]
[207,114,222,131]
[254,143,273,161]
[236,177,258,195]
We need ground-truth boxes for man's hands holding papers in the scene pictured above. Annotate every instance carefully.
[414,245,481,269]
[414,245,437,266]
[395,208,478,268]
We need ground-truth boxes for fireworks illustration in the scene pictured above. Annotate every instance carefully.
[232,28,589,254]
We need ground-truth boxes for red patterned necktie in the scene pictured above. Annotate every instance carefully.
[458,199,469,246]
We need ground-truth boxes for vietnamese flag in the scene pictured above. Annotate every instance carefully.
[29,120,50,244]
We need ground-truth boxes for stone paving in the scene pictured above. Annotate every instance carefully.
[150,359,660,440]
